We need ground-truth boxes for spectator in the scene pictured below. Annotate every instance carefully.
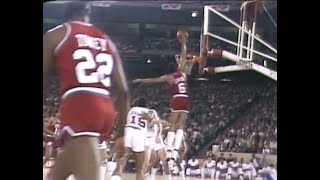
[258,154,268,170]
[215,158,228,180]
[226,153,233,163]
[217,153,225,162]
[251,154,260,170]
[186,156,201,177]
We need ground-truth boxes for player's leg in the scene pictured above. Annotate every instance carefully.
[150,156,161,180]
[111,146,130,179]
[156,148,172,180]
[172,112,187,157]
[147,149,157,174]
[135,151,145,180]
[132,131,147,180]
[43,142,53,166]
[111,136,131,179]
[143,147,152,174]
[68,136,101,180]
[47,141,72,180]
[166,112,179,149]
[99,142,108,180]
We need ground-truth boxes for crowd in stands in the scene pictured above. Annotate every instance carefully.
[43,75,277,157]
[113,37,237,54]
[112,36,276,60]
[210,83,277,155]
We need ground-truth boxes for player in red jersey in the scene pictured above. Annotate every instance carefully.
[132,66,189,159]
[43,112,61,166]
[43,2,130,180]
[132,30,189,158]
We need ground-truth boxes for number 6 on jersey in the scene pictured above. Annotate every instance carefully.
[73,49,114,87]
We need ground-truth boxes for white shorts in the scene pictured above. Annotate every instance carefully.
[145,136,164,152]
[124,127,146,152]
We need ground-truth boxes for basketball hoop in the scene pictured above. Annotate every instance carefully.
[201,0,277,81]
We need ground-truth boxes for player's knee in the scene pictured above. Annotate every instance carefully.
[168,124,176,131]
[175,122,184,129]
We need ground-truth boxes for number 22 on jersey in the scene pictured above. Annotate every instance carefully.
[73,49,114,87]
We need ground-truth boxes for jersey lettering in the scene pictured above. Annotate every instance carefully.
[178,82,186,93]
[130,115,146,128]
[73,49,114,87]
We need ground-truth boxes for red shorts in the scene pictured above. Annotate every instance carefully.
[169,95,190,113]
[59,92,116,141]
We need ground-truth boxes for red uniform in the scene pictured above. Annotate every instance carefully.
[54,21,116,141]
[44,118,61,149]
[169,72,190,113]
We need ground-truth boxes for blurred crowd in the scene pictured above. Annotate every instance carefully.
[114,37,236,54]
[210,83,277,155]
[43,77,277,156]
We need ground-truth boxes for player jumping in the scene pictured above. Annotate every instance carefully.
[132,30,190,160]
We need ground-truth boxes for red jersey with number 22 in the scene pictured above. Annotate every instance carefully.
[53,21,116,140]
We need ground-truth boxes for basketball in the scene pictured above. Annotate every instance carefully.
[177,30,188,42]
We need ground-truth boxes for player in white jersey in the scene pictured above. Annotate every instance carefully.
[144,112,172,180]
[111,97,154,180]
[150,127,186,180]
[227,157,244,180]
[242,160,256,180]
[201,155,216,178]
[215,158,228,180]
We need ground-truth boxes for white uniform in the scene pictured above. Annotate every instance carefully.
[144,110,165,151]
[186,159,201,176]
[124,107,150,152]
[215,161,228,179]
[227,161,243,179]
[258,166,277,180]
[242,162,256,180]
[201,159,216,178]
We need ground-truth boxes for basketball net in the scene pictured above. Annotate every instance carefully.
[201,0,277,80]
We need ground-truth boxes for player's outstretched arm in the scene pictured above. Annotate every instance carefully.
[109,39,130,137]
[43,25,66,89]
[132,74,172,84]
